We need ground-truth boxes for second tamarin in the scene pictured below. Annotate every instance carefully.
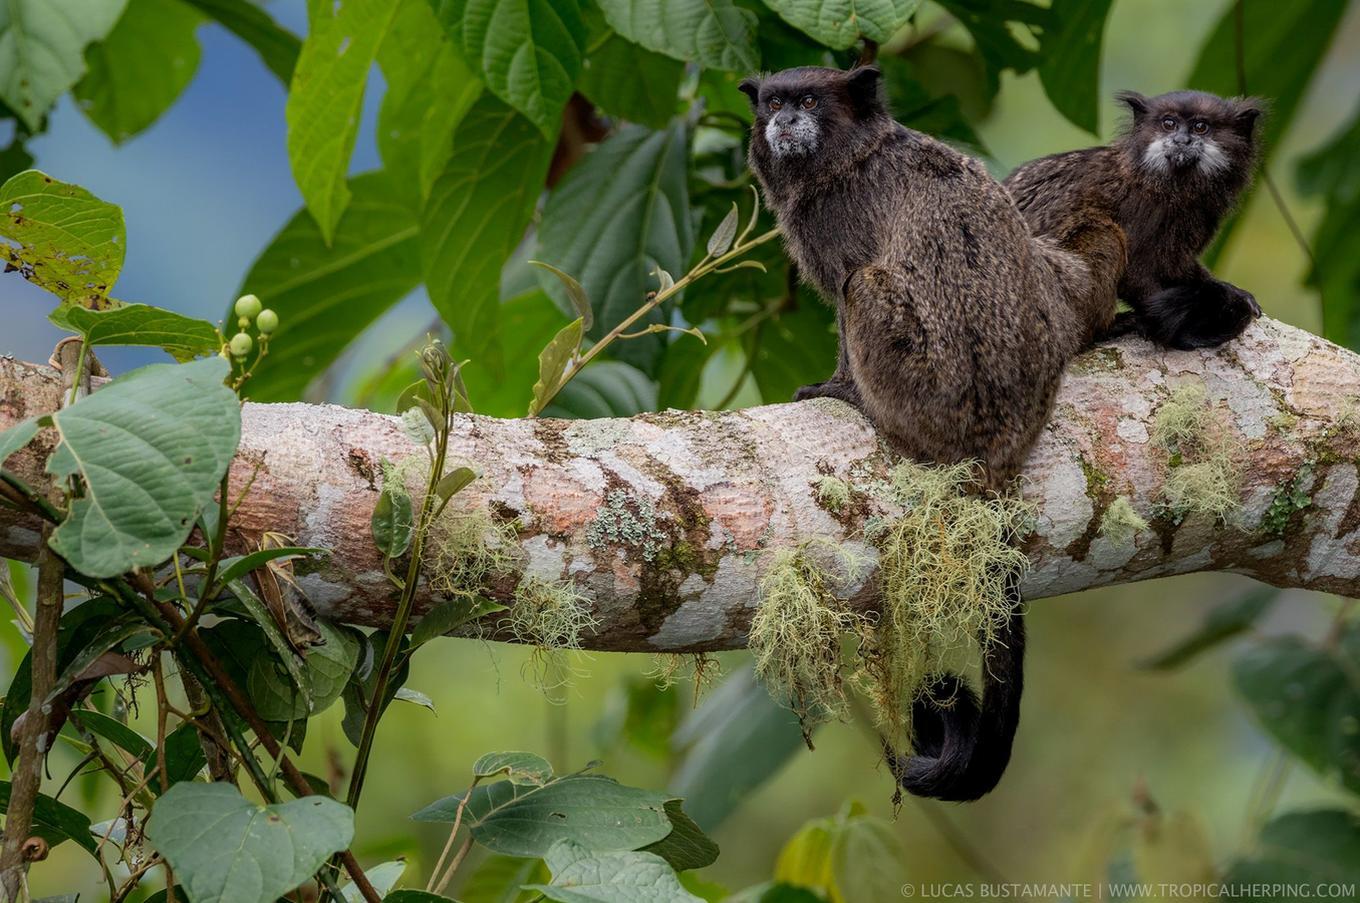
[1005,89,1266,350]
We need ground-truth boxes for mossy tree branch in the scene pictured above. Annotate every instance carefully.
[2,317,1358,652]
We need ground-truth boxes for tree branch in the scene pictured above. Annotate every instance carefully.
[2,317,1357,652]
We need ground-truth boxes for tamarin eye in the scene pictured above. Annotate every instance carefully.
[1192,120,1209,135]
[800,95,817,110]
[769,98,783,112]
[1161,116,1177,131]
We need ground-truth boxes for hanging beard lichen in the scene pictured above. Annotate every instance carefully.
[424,501,520,601]
[504,575,600,692]
[1151,384,1242,523]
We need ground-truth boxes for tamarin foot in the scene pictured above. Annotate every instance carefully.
[793,376,863,407]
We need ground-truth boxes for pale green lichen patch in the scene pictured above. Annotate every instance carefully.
[814,475,852,512]
[425,503,520,601]
[1261,466,1314,537]
[1071,345,1125,375]
[1099,495,1148,545]
[1152,383,1242,524]
[586,488,668,561]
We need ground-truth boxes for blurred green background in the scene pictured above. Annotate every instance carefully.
[3,0,1359,899]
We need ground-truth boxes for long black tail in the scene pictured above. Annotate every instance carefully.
[886,578,1026,802]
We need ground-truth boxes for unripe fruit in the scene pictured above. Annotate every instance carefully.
[238,316,250,330]
[256,309,279,334]
[229,332,254,357]
[234,294,263,319]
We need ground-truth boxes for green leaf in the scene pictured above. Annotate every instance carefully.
[529,261,593,331]
[412,774,673,857]
[1224,809,1360,894]
[214,546,327,589]
[751,299,838,405]
[0,780,97,856]
[1299,105,1360,353]
[70,709,152,761]
[410,596,508,647]
[578,33,683,129]
[372,488,416,559]
[47,357,240,578]
[343,859,407,901]
[457,289,574,417]
[286,0,402,244]
[528,318,583,416]
[0,0,127,131]
[45,621,154,706]
[527,840,702,902]
[436,466,478,502]
[773,801,906,903]
[1137,588,1277,670]
[640,801,719,872]
[422,96,554,375]
[225,577,315,710]
[536,122,692,373]
[1189,0,1349,262]
[706,204,738,258]
[0,417,38,466]
[429,0,586,138]
[181,0,300,83]
[72,0,203,144]
[144,722,208,792]
[472,751,554,785]
[394,687,436,712]
[670,665,806,830]
[386,892,464,902]
[933,0,1043,92]
[378,0,482,210]
[248,620,360,720]
[0,170,125,306]
[238,171,422,401]
[595,0,757,71]
[540,361,655,419]
[149,782,355,903]
[1036,0,1114,134]
[762,0,919,50]
[49,303,220,362]
[460,853,550,903]
[1233,624,1360,794]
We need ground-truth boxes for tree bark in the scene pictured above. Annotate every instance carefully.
[2,317,1358,652]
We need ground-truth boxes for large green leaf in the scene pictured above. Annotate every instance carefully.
[378,0,482,210]
[578,34,683,129]
[410,595,507,647]
[47,356,241,578]
[540,361,656,419]
[762,0,919,50]
[0,417,37,465]
[0,780,97,856]
[149,782,355,903]
[1233,623,1360,795]
[248,620,360,720]
[412,774,673,857]
[1299,104,1360,353]
[773,801,907,903]
[422,96,553,375]
[286,0,401,244]
[1036,0,1113,135]
[751,299,838,405]
[595,0,758,71]
[1224,810,1360,895]
[0,0,127,131]
[526,840,703,903]
[460,853,550,903]
[430,0,586,138]
[640,801,720,872]
[181,0,300,83]
[237,171,422,401]
[1188,0,1348,261]
[536,122,692,374]
[0,170,125,306]
[50,303,220,362]
[933,0,1042,93]
[529,317,583,416]
[72,0,203,144]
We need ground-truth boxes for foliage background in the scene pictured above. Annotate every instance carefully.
[3,0,1360,898]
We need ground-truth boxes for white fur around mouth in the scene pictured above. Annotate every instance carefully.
[766,117,820,157]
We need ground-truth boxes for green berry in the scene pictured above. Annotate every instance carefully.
[229,332,254,357]
[234,293,263,319]
[256,309,279,334]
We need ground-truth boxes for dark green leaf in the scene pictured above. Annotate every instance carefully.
[148,782,355,903]
[1298,105,1360,353]
[411,596,508,648]
[286,0,401,244]
[640,800,719,872]
[751,299,838,405]
[472,751,554,785]
[596,0,758,71]
[248,620,360,721]
[422,97,554,377]
[373,488,416,559]
[539,361,656,419]
[49,303,220,362]
[48,357,240,578]
[0,170,125,306]
[411,774,673,857]
[528,318,583,416]
[226,577,314,713]
[143,722,208,793]
[933,0,1043,93]
[45,621,154,706]
[0,0,126,131]
[386,892,463,902]
[239,172,422,401]
[536,122,692,373]
[214,546,327,589]
[459,853,550,903]
[429,0,586,138]
[1137,588,1278,670]
[1233,623,1360,794]
[762,0,919,50]
[579,33,683,129]
[182,0,300,83]
[1035,0,1113,134]
[70,709,153,760]
[72,0,203,144]
[526,839,703,902]
[1224,809,1360,895]
[0,780,97,856]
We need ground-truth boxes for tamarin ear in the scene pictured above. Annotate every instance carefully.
[1232,97,1267,136]
[846,66,883,116]
[1115,90,1150,120]
[738,77,760,109]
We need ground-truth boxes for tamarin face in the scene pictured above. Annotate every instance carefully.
[740,66,885,162]
[1118,90,1264,180]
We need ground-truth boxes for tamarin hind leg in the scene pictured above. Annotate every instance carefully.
[1138,279,1261,350]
